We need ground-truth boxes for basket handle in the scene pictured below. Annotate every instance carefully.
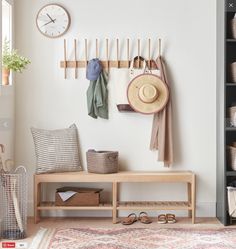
[108,155,118,162]
[14,165,27,174]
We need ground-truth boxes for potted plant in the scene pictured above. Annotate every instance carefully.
[2,39,30,85]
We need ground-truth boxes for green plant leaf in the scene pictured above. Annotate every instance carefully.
[2,38,31,72]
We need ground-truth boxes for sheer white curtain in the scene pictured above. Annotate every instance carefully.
[0,0,15,162]
[1,0,13,87]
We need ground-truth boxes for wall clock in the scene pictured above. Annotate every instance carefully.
[36,4,71,38]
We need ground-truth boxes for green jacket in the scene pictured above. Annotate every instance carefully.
[87,70,108,119]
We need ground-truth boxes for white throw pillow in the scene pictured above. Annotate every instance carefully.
[31,124,83,174]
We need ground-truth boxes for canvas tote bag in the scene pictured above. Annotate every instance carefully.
[114,56,147,112]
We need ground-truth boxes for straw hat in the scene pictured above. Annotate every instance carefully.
[127,74,169,114]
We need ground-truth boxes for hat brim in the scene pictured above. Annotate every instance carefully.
[127,74,169,114]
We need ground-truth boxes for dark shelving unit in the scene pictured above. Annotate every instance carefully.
[226,83,236,85]
[226,127,236,131]
[226,171,236,176]
[217,0,236,226]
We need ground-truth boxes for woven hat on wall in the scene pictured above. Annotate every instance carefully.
[127,73,169,114]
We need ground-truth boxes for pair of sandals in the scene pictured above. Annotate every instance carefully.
[122,212,152,225]
[157,214,176,224]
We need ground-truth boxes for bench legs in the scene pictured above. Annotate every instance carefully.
[187,183,192,218]
[191,175,196,224]
[34,178,41,224]
[112,182,118,224]
[187,178,196,224]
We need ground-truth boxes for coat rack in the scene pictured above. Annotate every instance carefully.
[60,38,162,79]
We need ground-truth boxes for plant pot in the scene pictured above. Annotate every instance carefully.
[2,68,10,86]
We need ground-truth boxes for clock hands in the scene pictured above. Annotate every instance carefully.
[46,13,55,23]
[40,13,57,28]
[41,18,56,28]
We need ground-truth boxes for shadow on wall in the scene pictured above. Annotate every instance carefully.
[118,158,130,171]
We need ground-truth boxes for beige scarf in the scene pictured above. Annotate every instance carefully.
[150,56,173,167]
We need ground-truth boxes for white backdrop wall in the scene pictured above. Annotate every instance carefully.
[14,0,216,217]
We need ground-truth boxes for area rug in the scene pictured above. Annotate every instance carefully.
[30,227,236,249]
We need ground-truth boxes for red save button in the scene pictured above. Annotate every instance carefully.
[2,242,16,248]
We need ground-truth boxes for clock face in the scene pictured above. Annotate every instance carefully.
[36,4,70,38]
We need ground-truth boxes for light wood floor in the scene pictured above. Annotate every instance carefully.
[28,217,222,231]
[0,217,230,247]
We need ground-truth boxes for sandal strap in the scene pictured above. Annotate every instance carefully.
[166,213,175,218]
[122,213,137,225]
[157,214,167,223]
[128,213,137,219]
[139,211,148,217]
[141,216,149,222]
[166,213,176,223]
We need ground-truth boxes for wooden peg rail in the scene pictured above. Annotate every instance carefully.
[60,38,162,79]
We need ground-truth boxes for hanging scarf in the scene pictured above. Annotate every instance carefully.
[150,56,173,167]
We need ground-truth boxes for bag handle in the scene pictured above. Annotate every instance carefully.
[108,155,118,162]
[142,59,160,74]
[130,56,147,73]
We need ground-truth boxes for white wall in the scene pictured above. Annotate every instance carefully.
[14,0,216,217]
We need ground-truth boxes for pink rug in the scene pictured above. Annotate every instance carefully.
[33,227,236,249]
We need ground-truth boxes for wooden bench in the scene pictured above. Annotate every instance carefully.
[34,170,196,224]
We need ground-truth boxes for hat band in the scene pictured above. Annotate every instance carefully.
[138,84,158,103]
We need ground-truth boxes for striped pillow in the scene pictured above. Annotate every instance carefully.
[31,124,83,174]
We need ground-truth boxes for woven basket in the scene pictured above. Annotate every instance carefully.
[227,145,236,171]
[86,150,119,174]
[231,19,236,39]
[230,62,236,83]
[228,106,236,126]
[227,186,236,218]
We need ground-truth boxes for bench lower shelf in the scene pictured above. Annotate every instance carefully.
[38,202,113,210]
[37,201,191,211]
[118,201,191,210]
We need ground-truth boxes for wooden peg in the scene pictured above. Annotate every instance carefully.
[116,38,119,68]
[138,39,140,68]
[127,38,130,68]
[85,39,88,68]
[64,39,67,79]
[158,38,162,57]
[96,39,99,58]
[106,38,109,70]
[148,38,151,69]
[74,39,77,79]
